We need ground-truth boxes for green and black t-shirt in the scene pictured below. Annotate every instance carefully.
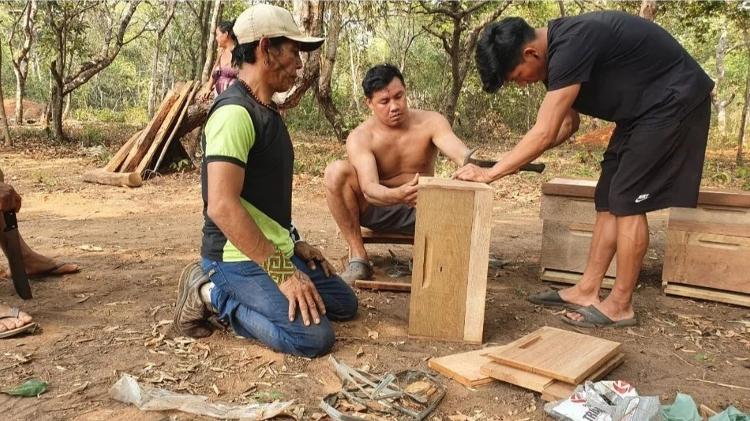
[200,83,294,262]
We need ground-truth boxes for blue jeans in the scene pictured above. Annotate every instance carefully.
[201,256,358,357]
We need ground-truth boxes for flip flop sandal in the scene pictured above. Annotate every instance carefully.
[0,307,38,339]
[29,262,80,280]
[527,289,581,308]
[561,305,637,328]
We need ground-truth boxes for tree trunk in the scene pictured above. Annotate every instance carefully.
[148,1,175,117]
[275,0,323,109]
[639,0,657,20]
[50,59,66,142]
[10,0,38,126]
[738,29,750,165]
[201,0,222,84]
[0,42,13,146]
[315,1,345,141]
[347,35,360,113]
[194,0,210,81]
[711,23,730,139]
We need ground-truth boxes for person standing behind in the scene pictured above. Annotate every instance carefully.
[207,20,239,98]
[455,11,713,328]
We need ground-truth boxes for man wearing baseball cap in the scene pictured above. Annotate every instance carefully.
[174,4,357,357]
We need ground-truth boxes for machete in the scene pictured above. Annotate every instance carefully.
[463,148,545,173]
[3,211,32,299]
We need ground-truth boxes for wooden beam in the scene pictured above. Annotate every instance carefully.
[354,279,411,292]
[82,168,142,187]
[104,129,142,172]
[120,87,180,172]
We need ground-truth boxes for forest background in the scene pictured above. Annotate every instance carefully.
[1,0,749,188]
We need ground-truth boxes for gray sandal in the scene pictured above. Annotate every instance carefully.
[561,305,638,328]
[340,258,373,285]
[527,289,581,308]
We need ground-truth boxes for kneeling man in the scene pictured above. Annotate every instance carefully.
[325,64,472,283]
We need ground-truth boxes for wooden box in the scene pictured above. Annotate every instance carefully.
[663,189,750,307]
[408,177,493,343]
[539,178,616,287]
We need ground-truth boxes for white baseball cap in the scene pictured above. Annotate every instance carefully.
[233,4,324,52]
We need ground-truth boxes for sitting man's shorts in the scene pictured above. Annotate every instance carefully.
[595,96,711,216]
[360,204,415,235]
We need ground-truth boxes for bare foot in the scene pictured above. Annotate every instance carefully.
[558,285,601,308]
[0,304,33,333]
[564,298,635,323]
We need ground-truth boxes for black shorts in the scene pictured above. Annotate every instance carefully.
[594,96,711,216]
[360,204,416,235]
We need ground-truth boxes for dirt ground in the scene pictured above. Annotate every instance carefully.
[0,147,749,421]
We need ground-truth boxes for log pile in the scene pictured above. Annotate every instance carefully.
[83,81,203,187]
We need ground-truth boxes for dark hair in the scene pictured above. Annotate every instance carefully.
[218,20,238,44]
[232,37,287,67]
[475,17,536,92]
[362,64,405,98]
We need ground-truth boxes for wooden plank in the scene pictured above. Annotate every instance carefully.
[104,129,142,172]
[428,346,506,388]
[482,352,625,401]
[540,220,618,278]
[120,88,180,172]
[152,81,200,172]
[360,228,413,244]
[670,205,750,228]
[487,327,621,384]
[541,178,597,198]
[418,176,493,192]
[663,284,750,308]
[480,361,554,392]
[697,189,750,208]
[663,229,750,294]
[354,279,410,292]
[540,269,615,289]
[540,194,598,224]
[136,81,195,174]
[668,219,750,239]
[409,177,493,343]
[82,168,142,188]
[541,353,626,401]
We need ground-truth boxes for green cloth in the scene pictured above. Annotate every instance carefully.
[204,105,295,261]
[709,406,749,421]
[661,393,701,421]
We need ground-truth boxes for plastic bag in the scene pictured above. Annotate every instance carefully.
[109,374,293,419]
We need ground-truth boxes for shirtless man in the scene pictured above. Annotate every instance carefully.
[324,64,471,283]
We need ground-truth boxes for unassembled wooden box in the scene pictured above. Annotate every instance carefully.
[539,178,616,287]
[408,177,493,343]
[663,189,750,307]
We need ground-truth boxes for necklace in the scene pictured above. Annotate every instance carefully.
[237,79,276,111]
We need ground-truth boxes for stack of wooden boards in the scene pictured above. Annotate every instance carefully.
[428,327,624,401]
[83,81,200,187]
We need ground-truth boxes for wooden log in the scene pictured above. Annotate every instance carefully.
[136,81,195,175]
[104,129,142,172]
[354,279,411,292]
[152,81,200,173]
[541,178,597,198]
[82,168,142,188]
[408,177,493,343]
[120,86,180,172]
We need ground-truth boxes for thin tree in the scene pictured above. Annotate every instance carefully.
[45,0,144,141]
[200,0,222,84]
[147,0,176,117]
[7,0,38,126]
[420,0,513,126]
[0,41,13,146]
[738,27,750,165]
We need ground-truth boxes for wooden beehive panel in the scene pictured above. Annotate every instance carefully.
[487,327,621,384]
[408,177,493,343]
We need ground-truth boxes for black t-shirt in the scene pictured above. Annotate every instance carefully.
[546,11,714,128]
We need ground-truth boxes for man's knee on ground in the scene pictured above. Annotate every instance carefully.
[291,323,336,358]
[324,160,355,191]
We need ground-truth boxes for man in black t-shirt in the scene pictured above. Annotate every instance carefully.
[455,11,713,328]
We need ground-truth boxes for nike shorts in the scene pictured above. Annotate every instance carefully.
[594,95,711,216]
